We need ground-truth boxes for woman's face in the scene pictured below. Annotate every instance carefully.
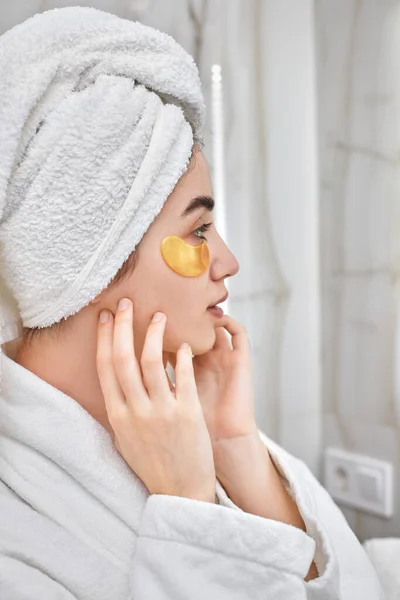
[103,147,239,356]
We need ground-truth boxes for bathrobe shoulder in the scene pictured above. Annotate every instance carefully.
[0,350,383,600]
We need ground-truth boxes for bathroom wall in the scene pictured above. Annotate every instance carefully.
[315,0,400,539]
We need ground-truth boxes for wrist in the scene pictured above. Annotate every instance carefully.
[212,433,266,478]
[213,433,272,503]
[213,437,306,530]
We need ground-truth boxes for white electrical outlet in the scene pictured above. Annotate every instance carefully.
[324,448,393,518]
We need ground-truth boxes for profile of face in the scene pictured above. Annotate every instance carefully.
[96,146,240,357]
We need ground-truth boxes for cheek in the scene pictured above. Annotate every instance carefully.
[131,264,213,353]
[164,277,205,318]
[132,252,206,317]
[157,270,209,347]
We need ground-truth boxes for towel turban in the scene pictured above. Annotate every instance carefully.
[0,6,205,346]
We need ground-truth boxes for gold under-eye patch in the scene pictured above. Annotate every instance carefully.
[161,235,210,277]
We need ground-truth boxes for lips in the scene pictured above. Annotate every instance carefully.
[207,292,229,309]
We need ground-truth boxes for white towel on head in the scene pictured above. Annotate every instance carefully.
[0,6,205,341]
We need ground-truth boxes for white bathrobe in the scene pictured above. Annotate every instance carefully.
[0,348,383,599]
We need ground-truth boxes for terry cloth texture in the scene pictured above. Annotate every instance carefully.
[0,348,385,599]
[0,6,205,342]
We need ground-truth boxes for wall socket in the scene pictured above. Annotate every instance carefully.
[324,447,394,518]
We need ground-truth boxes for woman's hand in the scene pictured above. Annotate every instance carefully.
[190,315,312,555]
[191,315,260,448]
[190,314,267,501]
[95,298,217,504]
[189,315,272,509]
[163,313,314,568]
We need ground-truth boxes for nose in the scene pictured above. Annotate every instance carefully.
[209,233,240,281]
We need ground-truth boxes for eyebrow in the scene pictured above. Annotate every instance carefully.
[180,195,215,218]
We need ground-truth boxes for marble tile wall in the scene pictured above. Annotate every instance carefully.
[315,0,400,539]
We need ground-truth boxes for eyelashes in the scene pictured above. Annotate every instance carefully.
[193,222,212,241]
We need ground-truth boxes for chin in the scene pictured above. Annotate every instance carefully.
[189,329,216,356]
[167,318,217,355]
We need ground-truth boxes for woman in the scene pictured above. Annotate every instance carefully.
[0,6,383,599]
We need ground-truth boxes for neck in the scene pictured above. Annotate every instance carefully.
[13,317,171,437]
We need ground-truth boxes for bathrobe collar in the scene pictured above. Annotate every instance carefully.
[0,350,233,570]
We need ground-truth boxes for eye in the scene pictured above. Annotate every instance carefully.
[193,222,212,241]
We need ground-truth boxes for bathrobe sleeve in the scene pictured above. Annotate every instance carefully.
[131,493,316,599]
[255,429,384,599]
[130,428,384,600]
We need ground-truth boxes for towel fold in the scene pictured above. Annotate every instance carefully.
[0,6,205,336]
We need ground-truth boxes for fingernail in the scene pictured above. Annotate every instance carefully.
[152,312,164,322]
[118,298,131,312]
[99,310,109,323]
[180,342,190,350]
